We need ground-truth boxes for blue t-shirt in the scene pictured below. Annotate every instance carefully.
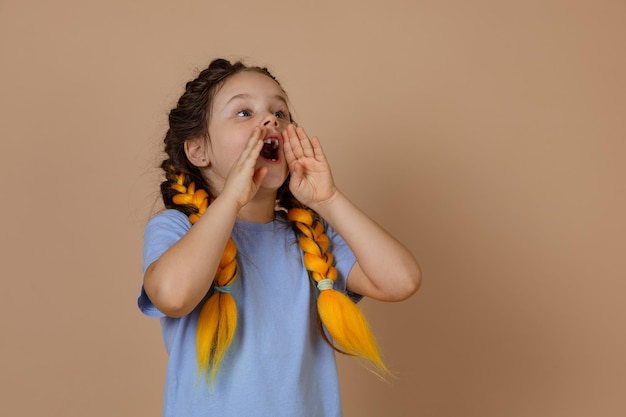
[138,209,357,417]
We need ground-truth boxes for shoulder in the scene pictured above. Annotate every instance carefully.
[142,209,191,272]
[145,209,191,237]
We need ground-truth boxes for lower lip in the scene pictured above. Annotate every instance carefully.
[259,152,281,163]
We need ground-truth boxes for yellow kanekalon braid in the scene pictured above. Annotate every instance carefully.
[170,173,208,224]
[170,172,238,384]
[287,208,390,378]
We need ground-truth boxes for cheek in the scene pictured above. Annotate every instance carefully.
[228,130,253,157]
[214,131,252,168]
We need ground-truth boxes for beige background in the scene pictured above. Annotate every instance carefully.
[1,0,625,416]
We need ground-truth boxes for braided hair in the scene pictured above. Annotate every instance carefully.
[159,59,388,383]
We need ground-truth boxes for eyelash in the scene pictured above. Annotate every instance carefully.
[236,109,288,119]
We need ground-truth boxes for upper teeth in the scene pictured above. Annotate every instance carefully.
[264,138,279,149]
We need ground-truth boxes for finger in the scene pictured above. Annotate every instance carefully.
[288,161,303,187]
[239,126,265,164]
[295,126,315,158]
[284,124,307,160]
[282,125,298,164]
[309,135,327,162]
[252,166,268,187]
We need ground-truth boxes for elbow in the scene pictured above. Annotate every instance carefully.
[155,296,194,318]
[145,283,193,318]
[407,265,422,297]
[391,262,422,302]
[143,265,196,318]
[363,259,422,302]
[409,256,423,294]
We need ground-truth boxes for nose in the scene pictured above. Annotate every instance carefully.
[262,114,279,128]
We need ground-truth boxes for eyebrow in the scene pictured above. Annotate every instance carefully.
[226,93,289,107]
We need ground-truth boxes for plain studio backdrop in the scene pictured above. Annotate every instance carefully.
[1,1,624,416]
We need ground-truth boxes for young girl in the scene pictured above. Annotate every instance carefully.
[138,58,421,417]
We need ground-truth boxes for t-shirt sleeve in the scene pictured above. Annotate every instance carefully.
[323,222,362,303]
[137,209,192,317]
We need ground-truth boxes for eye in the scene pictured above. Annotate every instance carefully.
[275,110,287,119]
[236,109,251,117]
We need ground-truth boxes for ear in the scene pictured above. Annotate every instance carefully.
[184,136,210,168]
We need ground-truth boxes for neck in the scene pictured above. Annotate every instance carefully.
[237,190,277,223]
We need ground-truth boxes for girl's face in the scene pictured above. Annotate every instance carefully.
[203,71,291,195]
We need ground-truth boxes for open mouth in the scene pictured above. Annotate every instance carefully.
[260,138,280,161]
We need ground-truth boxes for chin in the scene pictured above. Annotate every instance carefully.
[263,178,288,191]
[260,168,288,190]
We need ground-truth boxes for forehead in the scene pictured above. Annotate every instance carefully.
[214,71,287,105]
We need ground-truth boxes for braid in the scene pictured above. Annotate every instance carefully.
[287,208,390,378]
[157,58,288,383]
[196,237,238,384]
[169,171,209,224]
[169,171,238,384]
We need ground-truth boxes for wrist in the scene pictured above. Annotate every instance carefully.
[309,188,342,217]
[211,193,244,217]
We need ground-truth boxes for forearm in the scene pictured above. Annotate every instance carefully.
[143,196,240,317]
[311,191,421,301]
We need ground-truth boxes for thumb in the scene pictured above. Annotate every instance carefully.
[252,166,268,188]
[289,162,304,186]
